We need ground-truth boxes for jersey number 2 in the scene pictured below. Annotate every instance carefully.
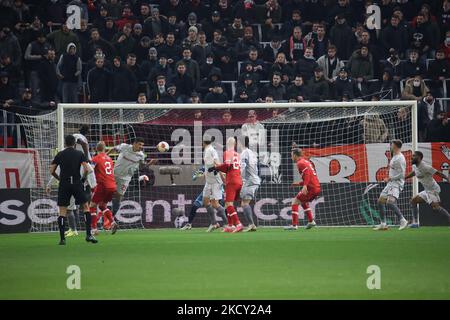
[105,162,112,175]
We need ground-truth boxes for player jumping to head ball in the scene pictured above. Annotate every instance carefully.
[286,147,320,230]
[406,151,450,228]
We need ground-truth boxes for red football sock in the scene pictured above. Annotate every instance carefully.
[291,204,299,226]
[103,209,114,224]
[90,207,98,229]
[226,205,240,225]
[302,203,313,222]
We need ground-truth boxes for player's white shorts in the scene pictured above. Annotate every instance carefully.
[240,184,259,200]
[115,176,131,196]
[417,190,440,204]
[202,182,223,200]
[380,183,402,200]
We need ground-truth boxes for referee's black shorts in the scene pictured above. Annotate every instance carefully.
[58,182,89,207]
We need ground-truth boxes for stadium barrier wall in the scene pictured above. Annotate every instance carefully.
[0,184,449,233]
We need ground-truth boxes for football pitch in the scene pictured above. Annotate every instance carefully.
[1,227,449,300]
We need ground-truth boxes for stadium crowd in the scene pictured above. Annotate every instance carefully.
[0,0,449,143]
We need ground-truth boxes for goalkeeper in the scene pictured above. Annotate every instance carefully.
[180,167,227,231]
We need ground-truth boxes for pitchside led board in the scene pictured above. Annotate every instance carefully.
[0,142,449,232]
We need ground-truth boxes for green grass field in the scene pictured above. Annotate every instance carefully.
[1,227,449,300]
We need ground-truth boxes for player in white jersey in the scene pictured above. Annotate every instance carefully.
[109,137,157,234]
[405,151,450,228]
[73,125,91,161]
[239,136,261,232]
[374,140,409,231]
[202,135,228,232]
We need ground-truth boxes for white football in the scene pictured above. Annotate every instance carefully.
[157,141,170,152]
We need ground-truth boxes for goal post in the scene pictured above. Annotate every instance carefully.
[20,100,418,231]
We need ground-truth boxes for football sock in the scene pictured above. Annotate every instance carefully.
[206,205,217,224]
[103,209,114,224]
[215,205,228,225]
[90,207,98,229]
[302,203,313,222]
[411,203,419,224]
[84,212,92,237]
[57,216,66,241]
[188,202,201,224]
[226,205,241,225]
[291,204,299,226]
[435,206,450,222]
[243,204,254,225]
[67,210,77,231]
[377,202,387,223]
[387,202,404,220]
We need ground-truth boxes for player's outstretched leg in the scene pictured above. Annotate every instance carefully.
[206,205,220,232]
[65,210,79,237]
[242,202,257,232]
[409,196,421,228]
[215,205,228,227]
[111,195,121,235]
[385,197,408,230]
[82,204,98,243]
[302,203,316,229]
[285,203,299,230]
[229,205,243,233]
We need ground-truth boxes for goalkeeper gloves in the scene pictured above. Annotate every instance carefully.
[192,169,204,181]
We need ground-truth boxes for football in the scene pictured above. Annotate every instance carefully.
[157,141,170,152]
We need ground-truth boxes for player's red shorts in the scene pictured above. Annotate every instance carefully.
[225,183,242,202]
[296,187,321,203]
[92,186,116,204]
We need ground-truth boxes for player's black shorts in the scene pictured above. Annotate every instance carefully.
[58,182,89,207]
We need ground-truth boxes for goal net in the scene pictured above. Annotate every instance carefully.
[19,101,417,231]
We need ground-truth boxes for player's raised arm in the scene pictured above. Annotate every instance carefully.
[50,155,60,181]
[405,171,416,180]
[435,170,449,181]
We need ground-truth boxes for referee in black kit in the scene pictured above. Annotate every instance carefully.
[50,135,98,245]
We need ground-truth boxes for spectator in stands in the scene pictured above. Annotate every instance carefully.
[182,26,199,49]
[160,83,178,104]
[317,45,345,84]
[93,5,109,29]
[190,91,201,104]
[137,4,151,25]
[0,72,17,101]
[177,47,201,88]
[149,75,168,103]
[199,53,214,80]
[202,11,226,41]
[24,32,50,99]
[307,66,329,102]
[280,9,302,38]
[335,67,357,100]
[354,30,382,79]
[137,93,147,104]
[143,7,166,39]
[0,54,20,88]
[87,28,114,61]
[264,95,274,103]
[260,0,283,41]
[37,48,58,103]
[75,19,90,62]
[286,75,306,102]
[269,52,293,84]
[236,72,259,102]
[214,0,233,24]
[0,27,22,67]
[262,36,282,64]
[226,16,244,46]
[131,23,144,43]
[46,23,80,58]
[329,14,353,60]
[347,46,373,96]
[377,69,398,100]
[126,53,143,83]
[56,43,81,103]
[426,110,450,142]
[262,72,286,101]
[401,49,426,79]
[401,75,430,101]
[181,12,203,38]
[308,24,330,60]
[160,0,184,19]
[361,114,389,143]
[170,61,195,103]
[100,17,117,42]
[211,35,234,80]
[115,4,137,31]
[87,57,111,103]
[164,12,182,36]
[382,48,402,85]
[294,47,317,82]
[233,1,258,25]
[3,88,55,114]
[380,14,408,58]
[235,26,260,61]
[140,46,158,76]
[198,67,222,97]
[234,87,251,103]
[204,81,228,103]
[418,91,445,142]
[427,49,449,98]
[149,53,173,86]
[112,23,135,60]
[283,26,306,62]
[241,47,266,82]
[160,32,182,69]
[192,31,212,65]
[110,56,136,102]
[222,110,232,123]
